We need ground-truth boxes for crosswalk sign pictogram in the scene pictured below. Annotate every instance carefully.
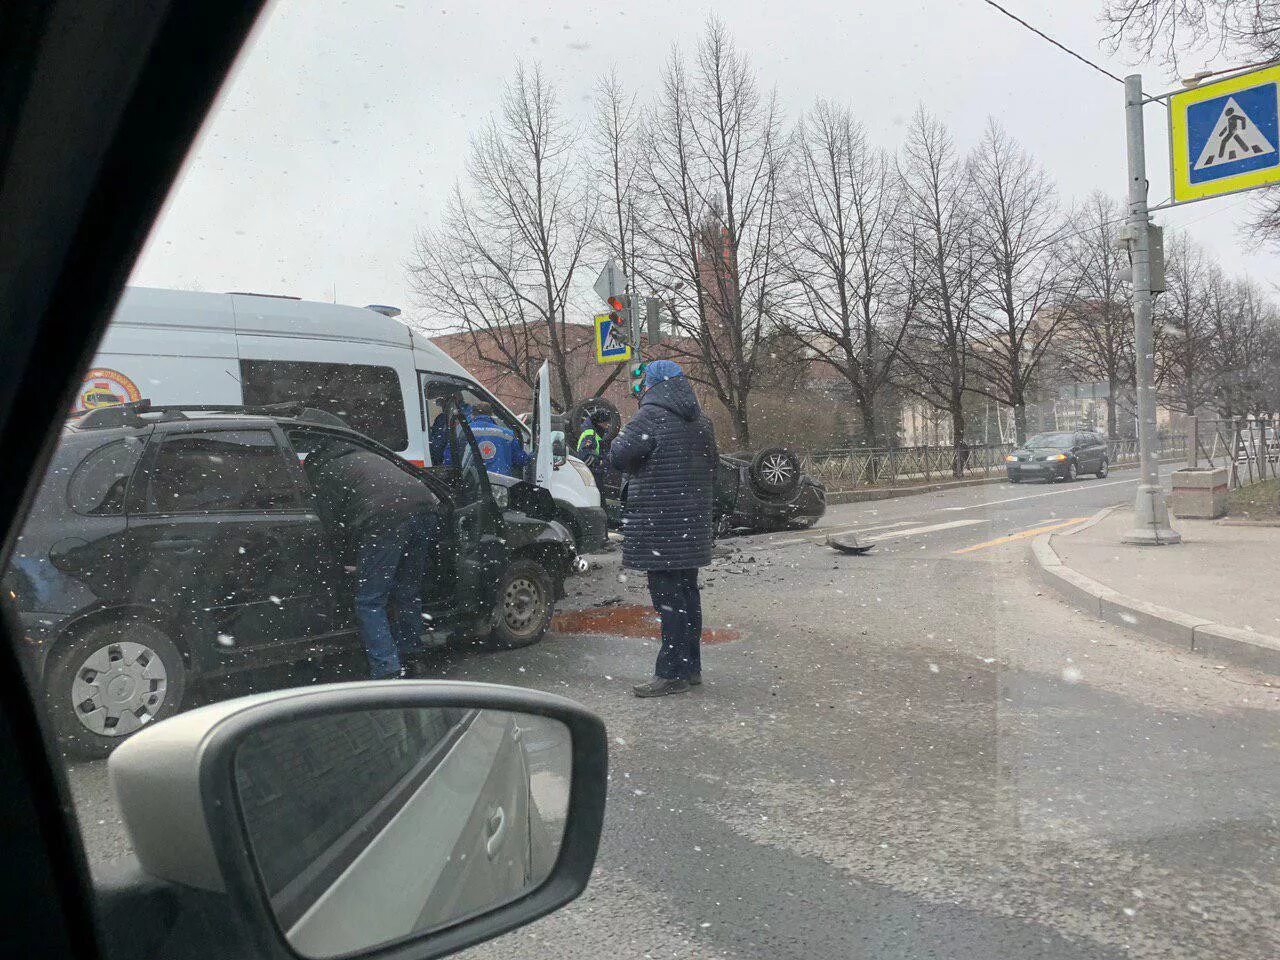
[1170,64,1280,202]
[594,313,631,364]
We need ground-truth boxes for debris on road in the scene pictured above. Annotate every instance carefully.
[827,530,875,554]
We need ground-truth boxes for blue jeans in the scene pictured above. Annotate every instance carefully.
[647,569,702,680]
[355,512,435,678]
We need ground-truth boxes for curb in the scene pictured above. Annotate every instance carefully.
[1028,507,1280,675]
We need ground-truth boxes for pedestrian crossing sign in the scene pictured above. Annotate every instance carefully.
[1170,64,1280,202]
[594,313,631,364]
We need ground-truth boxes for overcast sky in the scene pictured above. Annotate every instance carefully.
[131,0,1279,319]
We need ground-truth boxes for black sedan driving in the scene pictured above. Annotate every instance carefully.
[1004,430,1110,483]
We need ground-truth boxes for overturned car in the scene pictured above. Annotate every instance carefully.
[714,446,826,535]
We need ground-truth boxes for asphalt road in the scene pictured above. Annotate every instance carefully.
[66,466,1280,960]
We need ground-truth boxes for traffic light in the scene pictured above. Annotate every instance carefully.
[630,361,647,396]
[607,295,625,329]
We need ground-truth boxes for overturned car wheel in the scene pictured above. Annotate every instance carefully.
[566,397,622,448]
[750,447,801,497]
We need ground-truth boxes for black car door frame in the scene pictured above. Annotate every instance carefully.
[432,395,510,626]
[125,422,342,673]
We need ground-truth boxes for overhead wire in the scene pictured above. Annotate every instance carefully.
[977,0,1125,85]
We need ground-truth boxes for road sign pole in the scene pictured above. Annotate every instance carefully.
[1124,73,1181,545]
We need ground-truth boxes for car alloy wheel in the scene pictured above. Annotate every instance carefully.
[70,640,169,737]
[759,453,794,487]
[750,446,802,496]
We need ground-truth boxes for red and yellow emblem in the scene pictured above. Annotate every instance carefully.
[76,368,142,411]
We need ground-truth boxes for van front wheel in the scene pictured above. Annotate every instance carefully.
[488,559,554,650]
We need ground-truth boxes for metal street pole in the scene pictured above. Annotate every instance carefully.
[627,275,642,373]
[1123,73,1180,545]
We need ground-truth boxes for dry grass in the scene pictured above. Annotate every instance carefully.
[1226,477,1280,520]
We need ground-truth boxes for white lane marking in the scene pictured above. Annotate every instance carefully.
[768,518,984,549]
[938,477,1142,511]
[767,520,911,548]
[863,518,986,541]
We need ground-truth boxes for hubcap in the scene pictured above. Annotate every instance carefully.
[503,577,545,635]
[70,641,168,737]
[761,455,794,486]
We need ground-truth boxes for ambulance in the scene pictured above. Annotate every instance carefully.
[74,286,608,552]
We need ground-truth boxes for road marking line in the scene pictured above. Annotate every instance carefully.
[952,517,1090,554]
[768,517,985,549]
[870,518,986,541]
[768,520,911,548]
[939,477,1142,511]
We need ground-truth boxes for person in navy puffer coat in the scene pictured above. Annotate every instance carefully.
[610,360,718,698]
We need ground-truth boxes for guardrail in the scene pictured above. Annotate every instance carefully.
[800,435,1187,493]
[1185,415,1279,489]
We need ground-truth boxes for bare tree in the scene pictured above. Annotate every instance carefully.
[1204,270,1276,417]
[780,100,914,447]
[1103,2,1280,248]
[1156,231,1215,415]
[1060,192,1136,438]
[408,63,595,409]
[1103,0,1280,65]
[897,109,978,474]
[965,121,1077,445]
[638,18,787,446]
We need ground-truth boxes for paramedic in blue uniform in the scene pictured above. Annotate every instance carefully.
[466,403,530,478]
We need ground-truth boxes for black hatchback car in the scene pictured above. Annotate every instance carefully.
[5,400,574,757]
[1005,430,1111,483]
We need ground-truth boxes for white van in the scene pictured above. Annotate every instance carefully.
[76,287,608,552]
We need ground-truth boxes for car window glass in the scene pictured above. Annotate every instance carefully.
[144,430,300,513]
[1027,432,1074,447]
[66,438,144,516]
[242,359,408,452]
[422,375,523,441]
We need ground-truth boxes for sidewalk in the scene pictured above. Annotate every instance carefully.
[1030,505,1280,674]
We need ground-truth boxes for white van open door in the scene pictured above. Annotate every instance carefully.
[534,361,552,488]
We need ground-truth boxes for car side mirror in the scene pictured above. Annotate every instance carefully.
[107,682,607,960]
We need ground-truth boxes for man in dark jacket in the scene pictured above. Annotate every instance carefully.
[299,435,443,679]
[610,360,718,697]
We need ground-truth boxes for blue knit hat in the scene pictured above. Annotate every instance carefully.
[643,359,683,389]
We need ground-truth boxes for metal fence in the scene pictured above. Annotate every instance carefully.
[1185,416,1280,490]
[800,435,1187,493]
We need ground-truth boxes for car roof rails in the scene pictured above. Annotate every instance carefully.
[74,400,355,433]
[73,399,175,430]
